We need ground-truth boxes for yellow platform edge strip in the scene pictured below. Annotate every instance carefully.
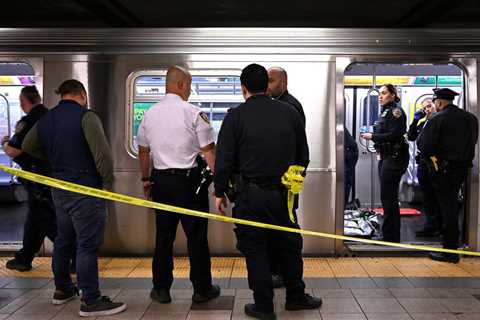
[1,164,479,257]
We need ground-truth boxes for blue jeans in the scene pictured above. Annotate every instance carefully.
[51,189,106,304]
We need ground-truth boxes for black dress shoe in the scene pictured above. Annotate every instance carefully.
[428,252,460,264]
[150,288,171,303]
[244,303,276,320]
[272,274,284,289]
[6,258,32,272]
[192,284,221,303]
[285,294,323,311]
[52,286,79,305]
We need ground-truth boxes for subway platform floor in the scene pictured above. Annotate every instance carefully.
[1,257,480,319]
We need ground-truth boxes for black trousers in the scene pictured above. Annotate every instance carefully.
[378,153,408,242]
[15,185,57,265]
[417,164,442,232]
[430,167,467,251]
[151,168,212,292]
[268,202,297,276]
[234,184,305,313]
[345,150,359,205]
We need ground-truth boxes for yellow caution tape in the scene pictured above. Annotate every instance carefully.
[1,164,479,257]
[281,165,306,223]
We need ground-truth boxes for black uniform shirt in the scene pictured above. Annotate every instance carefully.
[8,104,48,171]
[407,117,427,142]
[214,94,309,197]
[372,103,407,144]
[418,104,478,164]
[278,91,306,127]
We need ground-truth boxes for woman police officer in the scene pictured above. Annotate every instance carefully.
[362,84,409,242]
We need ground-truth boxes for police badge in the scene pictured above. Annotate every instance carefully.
[392,108,402,118]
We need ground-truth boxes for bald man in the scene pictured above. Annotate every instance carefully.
[267,67,306,126]
[138,66,220,303]
[267,67,306,288]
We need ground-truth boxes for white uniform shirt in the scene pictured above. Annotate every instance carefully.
[137,93,214,169]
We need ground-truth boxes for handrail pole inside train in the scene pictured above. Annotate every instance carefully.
[366,68,379,209]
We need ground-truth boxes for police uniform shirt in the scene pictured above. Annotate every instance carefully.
[8,104,48,169]
[137,93,214,169]
[214,94,309,197]
[418,104,478,164]
[407,117,427,142]
[278,90,306,127]
[372,104,407,144]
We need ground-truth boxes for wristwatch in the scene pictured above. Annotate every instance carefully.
[141,177,150,182]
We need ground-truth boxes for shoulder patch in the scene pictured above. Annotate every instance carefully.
[14,121,27,134]
[392,108,402,118]
[199,112,210,124]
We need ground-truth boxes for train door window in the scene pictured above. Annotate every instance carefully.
[0,62,36,184]
[0,62,36,248]
[127,70,243,155]
[343,63,464,248]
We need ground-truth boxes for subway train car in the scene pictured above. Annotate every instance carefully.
[0,28,478,256]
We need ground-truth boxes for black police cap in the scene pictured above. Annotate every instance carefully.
[432,88,459,101]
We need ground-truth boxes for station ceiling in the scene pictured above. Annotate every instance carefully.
[1,0,480,28]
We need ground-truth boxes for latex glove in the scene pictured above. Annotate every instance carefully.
[414,110,426,121]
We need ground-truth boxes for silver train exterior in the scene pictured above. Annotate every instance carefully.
[0,28,478,255]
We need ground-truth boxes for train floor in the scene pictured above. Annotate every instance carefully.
[1,257,480,319]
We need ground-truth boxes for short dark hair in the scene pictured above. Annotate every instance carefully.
[20,85,41,104]
[382,83,400,103]
[55,79,86,96]
[240,64,268,94]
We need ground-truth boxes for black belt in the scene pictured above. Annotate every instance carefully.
[152,168,196,176]
[244,177,283,190]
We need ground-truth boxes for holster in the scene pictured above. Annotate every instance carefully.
[378,141,406,159]
[225,174,240,203]
[424,156,449,176]
[194,155,213,195]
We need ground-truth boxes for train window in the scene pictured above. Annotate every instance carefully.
[127,70,243,155]
[0,62,36,185]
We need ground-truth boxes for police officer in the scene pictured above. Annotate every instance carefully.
[344,127,359,205]
[267,67,306,127]
[22,80,126,316]
[407,98,441,237]
[266,66,305,288]
[418,88,478,263]
[137,66,220,304]
[1,86,56,272]
[361,84,409,242]
[214,64,321,320]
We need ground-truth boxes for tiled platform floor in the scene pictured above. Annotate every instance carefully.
[1,257,480,319]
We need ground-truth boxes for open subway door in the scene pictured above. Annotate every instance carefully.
[0,61,41,251]
[335,58,479,255]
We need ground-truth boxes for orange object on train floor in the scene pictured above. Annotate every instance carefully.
[373,208,421,216]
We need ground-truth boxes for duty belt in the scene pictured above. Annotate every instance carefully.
[425,156,469,174]
[152,168,195,176]
[376,141,406,158]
